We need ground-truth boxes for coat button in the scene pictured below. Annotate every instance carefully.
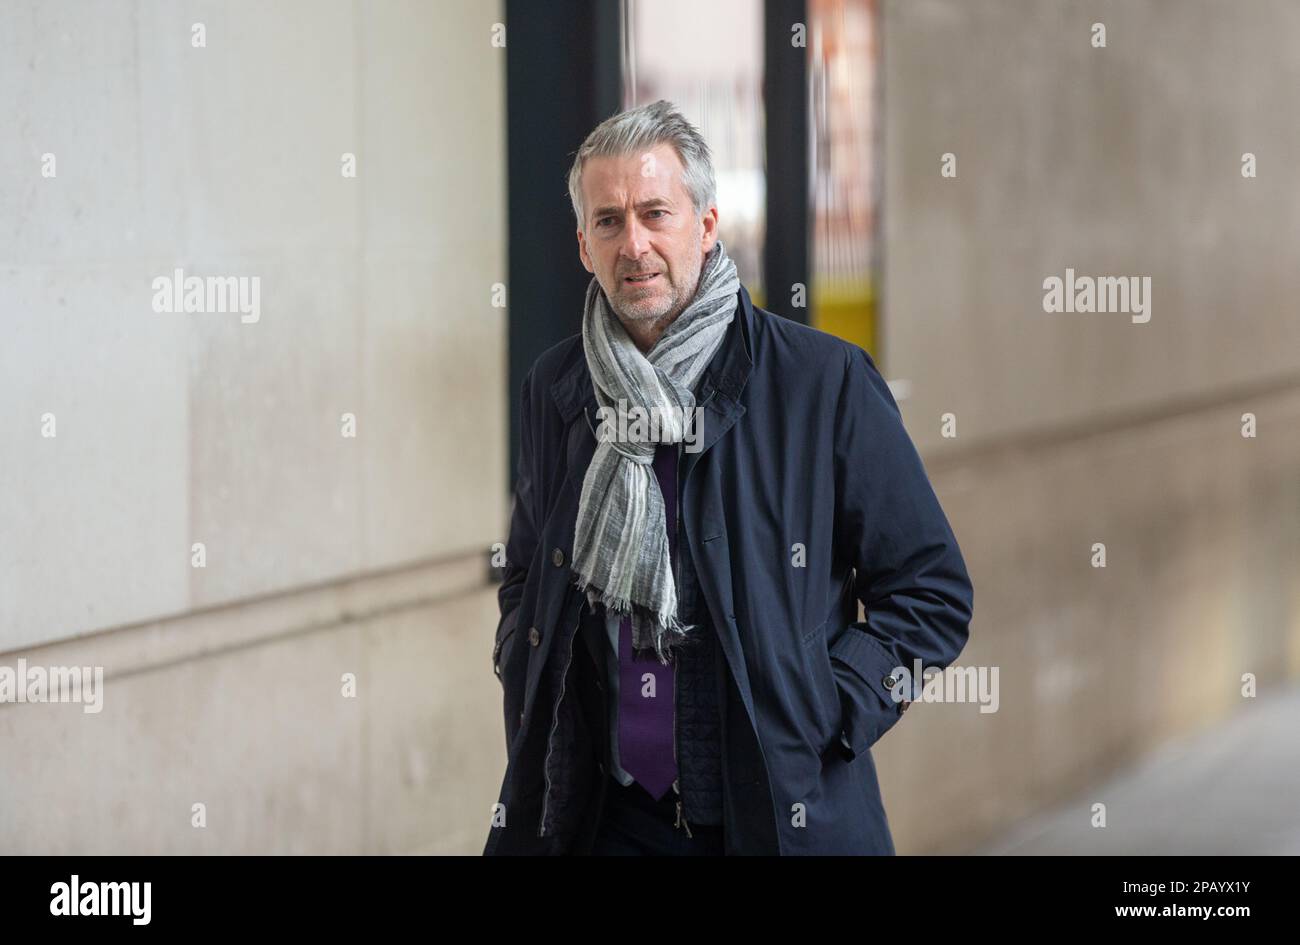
[528,627,541,646]
[882,674,898,690]
[520,710,524,725]
[598,761,606,776]
[551,548,565,567]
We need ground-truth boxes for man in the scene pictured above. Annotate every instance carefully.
[485,100,973,855]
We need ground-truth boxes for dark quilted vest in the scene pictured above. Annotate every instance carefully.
[670,487,725,826]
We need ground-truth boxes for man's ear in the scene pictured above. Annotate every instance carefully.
[699,207,719,253]
[577,228,594,274]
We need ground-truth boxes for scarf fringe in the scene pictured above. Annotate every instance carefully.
[573,574,694,665]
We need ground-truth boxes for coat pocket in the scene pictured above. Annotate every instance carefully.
[828,626,907,761]
[801,619,843,758]
[493,607,520,683]
[494,606,528,752]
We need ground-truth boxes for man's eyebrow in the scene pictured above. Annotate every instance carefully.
[590,198,674,219]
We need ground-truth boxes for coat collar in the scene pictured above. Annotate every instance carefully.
[549,281,756,427]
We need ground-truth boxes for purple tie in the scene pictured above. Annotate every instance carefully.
[617,442,679,801]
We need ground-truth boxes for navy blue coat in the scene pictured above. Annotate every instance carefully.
[484,284,973,855]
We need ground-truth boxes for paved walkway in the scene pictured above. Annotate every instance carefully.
[973,683,1300,855]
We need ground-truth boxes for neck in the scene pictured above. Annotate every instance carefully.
[622,310,679,354]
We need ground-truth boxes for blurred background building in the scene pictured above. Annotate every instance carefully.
[2,0,1298,854]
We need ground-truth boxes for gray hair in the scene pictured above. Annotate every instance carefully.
[567,99,717,228]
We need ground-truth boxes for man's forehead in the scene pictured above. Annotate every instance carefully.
[582,144,685,206]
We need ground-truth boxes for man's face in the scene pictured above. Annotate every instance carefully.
[576,142,718,330]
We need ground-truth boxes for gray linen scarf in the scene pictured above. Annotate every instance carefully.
[572,240,740,664]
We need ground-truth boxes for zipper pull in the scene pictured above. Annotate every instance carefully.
[674,798,694,838]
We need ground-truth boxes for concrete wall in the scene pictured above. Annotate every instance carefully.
[874,0,1300,852]
[883,0,1300,453]
[0,559,503,854]
[0,0,507,649]
[0,0,509,853]
[880,383,1300,852]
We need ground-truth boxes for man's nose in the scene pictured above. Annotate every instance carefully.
[618,215,649,260]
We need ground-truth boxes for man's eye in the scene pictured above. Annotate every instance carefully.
[646,210,666,219]
[596,216,616,228]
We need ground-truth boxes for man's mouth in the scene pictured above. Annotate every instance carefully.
[623,271,660,285]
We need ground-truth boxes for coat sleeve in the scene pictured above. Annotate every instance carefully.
[828,344,974,761]
[492,368,541,748]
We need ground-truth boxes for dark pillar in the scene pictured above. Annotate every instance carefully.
[505,0,622,489]
[762,0,810,323]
